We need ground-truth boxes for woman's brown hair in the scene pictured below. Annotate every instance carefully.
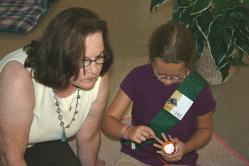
[24,7,113,89]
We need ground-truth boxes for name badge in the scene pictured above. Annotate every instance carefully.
[164,90,193,120]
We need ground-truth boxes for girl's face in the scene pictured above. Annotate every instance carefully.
[152,58,188,86]
[71,32,104,90]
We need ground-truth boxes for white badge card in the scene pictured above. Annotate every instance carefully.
[164,90,193,120]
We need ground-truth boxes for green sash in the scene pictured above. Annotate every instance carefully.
[121,71,208,146]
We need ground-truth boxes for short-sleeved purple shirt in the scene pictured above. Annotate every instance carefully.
[120,64,216,166]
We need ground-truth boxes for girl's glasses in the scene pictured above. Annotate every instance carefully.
[152,70,188,80]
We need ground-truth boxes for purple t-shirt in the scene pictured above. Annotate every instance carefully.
[120,64,216,166]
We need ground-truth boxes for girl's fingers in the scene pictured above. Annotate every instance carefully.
[134,137,142,144]
[143,130,154,139]
[139,130,155,140]
[143,126,156,138]
[140,135,147,142]
[137,126,155,139]
[149,135,155,139]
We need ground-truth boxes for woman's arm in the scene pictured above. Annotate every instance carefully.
[76,73,109,166]
[0,61,35,166]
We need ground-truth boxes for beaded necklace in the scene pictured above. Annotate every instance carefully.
[53,88,81,142]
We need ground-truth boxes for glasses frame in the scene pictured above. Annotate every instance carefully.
[83,54,110,67]
[152,69,188,81]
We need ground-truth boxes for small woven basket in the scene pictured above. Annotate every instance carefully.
[193,47,234,85]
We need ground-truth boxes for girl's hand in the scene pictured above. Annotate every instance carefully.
[153,133,186,162]
[126,125,155,144]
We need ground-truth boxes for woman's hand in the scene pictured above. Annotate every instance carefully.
[153,133,186,162]
[97,158,105,166]
[125,125,155,144]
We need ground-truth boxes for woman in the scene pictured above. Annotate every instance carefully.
[0,7,113,166]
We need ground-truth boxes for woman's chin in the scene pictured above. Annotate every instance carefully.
[78,82,96,90]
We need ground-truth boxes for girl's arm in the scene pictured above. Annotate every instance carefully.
[101,89,132,138]
[101,89,155,143]
[183,110,214,154]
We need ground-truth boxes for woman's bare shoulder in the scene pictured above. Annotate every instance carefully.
[0,60,35,109]
[1,60,32,86]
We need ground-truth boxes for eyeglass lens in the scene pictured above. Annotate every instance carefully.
[84,55,109,67]
[153,70,187,80]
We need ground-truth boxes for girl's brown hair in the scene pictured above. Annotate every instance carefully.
[149,21,196,68]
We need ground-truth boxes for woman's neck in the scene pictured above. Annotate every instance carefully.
[55,85,77,98]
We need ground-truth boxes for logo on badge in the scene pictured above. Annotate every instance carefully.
[167,98,177,107]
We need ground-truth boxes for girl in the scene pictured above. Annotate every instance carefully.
[102,22,215,166]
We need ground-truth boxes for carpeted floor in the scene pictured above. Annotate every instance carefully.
[68,118,249,166]
[0,0,249,165]
[0,133,248,166]
[98,119,249,166]
[97,132,248,166]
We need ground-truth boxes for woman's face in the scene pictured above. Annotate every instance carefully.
[71,32,104,90]
[152,58,188,86]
